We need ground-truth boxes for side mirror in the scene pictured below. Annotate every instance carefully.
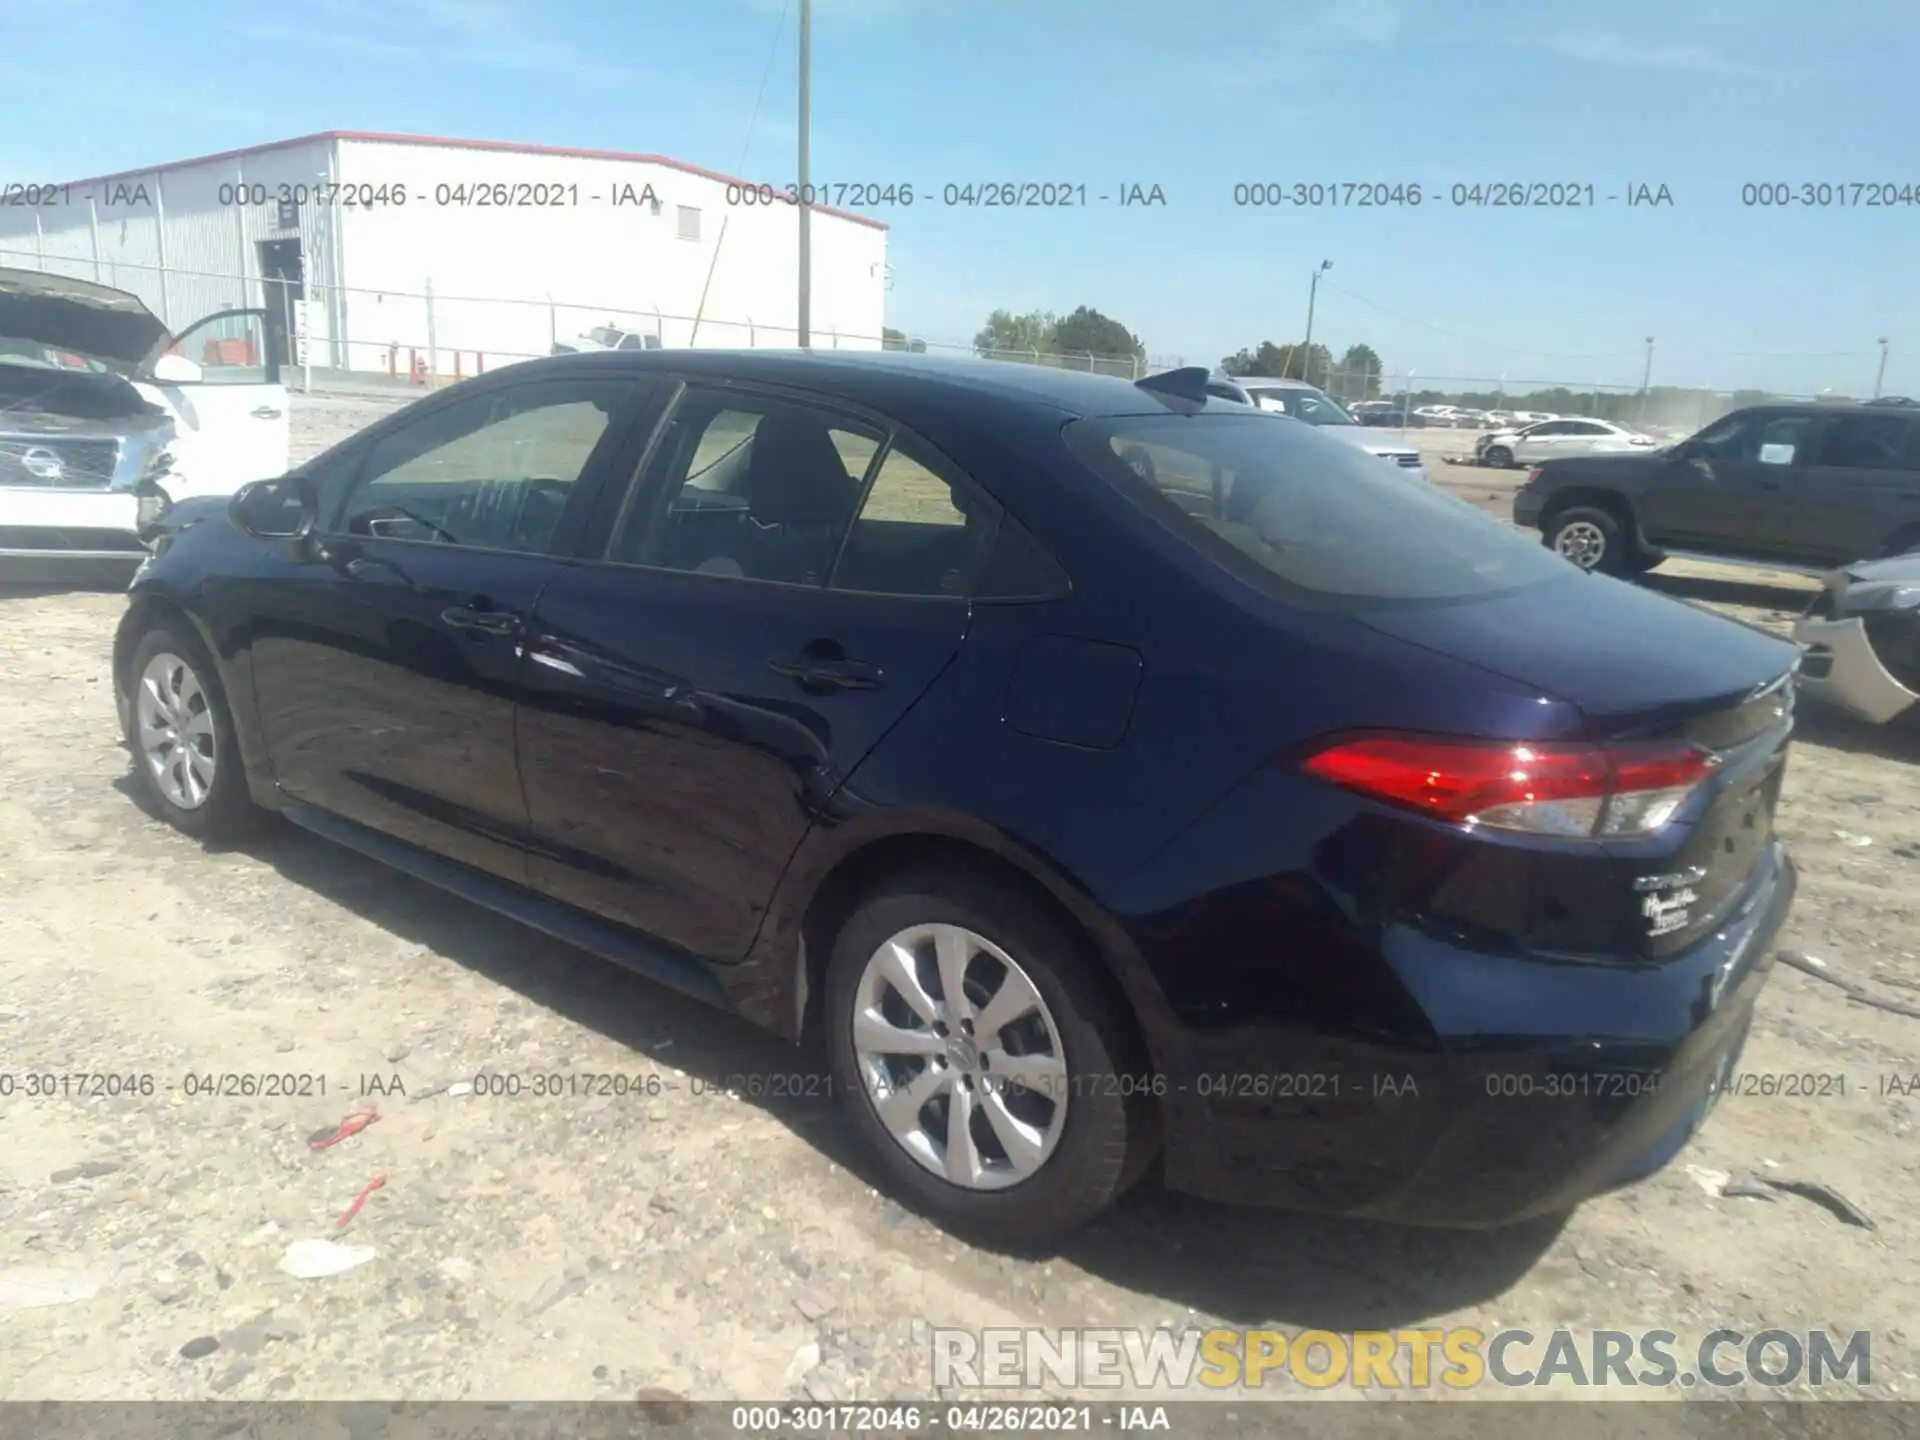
[151,352,203,384]
[228,476,314,539]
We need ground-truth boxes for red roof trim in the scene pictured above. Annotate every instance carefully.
[51,130,891,232]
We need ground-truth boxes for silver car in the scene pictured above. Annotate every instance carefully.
[1204,376,1429,481]
[1794,555,1920,725]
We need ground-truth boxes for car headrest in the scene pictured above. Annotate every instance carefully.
[741,411,861,528]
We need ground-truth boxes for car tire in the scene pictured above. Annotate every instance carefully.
[1545,506,1632,575]
[823,864,1157,1246]
[123,623,258,842]
[1484,445,1514,468]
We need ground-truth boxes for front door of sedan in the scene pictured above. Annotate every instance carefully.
[248,374,653,882]
[513,383,992,961]
[1509,421,1576,465]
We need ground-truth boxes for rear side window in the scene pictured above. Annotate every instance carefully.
[1063,413,1569,604]
[1817,414,1916,472]
[830,436,998,598]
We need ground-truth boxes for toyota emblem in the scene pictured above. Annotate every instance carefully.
[20,446,64,481]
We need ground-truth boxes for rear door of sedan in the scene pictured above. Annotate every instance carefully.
[512,379,998,962]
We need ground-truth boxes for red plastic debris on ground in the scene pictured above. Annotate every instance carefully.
[308,1108,380,1150]
[337,1174,388,1228]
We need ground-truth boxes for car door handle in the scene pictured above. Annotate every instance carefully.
[440,606,520,636]
[769,654,884,691]
[517,637,585,677]
[251,405,284,419]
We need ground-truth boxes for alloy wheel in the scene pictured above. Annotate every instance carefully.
[850,922,1070,1190]
[1554,520,1608,570]
[136,652,217,809]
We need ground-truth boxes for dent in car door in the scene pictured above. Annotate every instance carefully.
[514,388,987,961]
[248,376,648,881]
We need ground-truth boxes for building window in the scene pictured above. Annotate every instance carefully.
[677,205,701,241]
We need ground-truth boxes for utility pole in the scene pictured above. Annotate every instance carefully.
[1637,336,1654,423]
[1875,337,1890,399]
[796,0,812,349]
[1301,258,1332,382]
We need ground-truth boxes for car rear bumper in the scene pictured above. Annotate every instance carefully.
[1512,489,1545,527]
[1793,615,1920,724]
[1153,839,1794,1226]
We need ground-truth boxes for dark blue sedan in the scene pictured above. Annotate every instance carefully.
[115,351,1799,1243]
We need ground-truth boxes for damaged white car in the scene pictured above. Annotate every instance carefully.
[1,268,289,584]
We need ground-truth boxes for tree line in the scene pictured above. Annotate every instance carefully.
[885,313,1831,420]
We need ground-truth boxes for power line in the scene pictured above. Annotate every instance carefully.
[737,0,792,174]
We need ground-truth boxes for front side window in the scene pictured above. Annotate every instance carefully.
[1065,413,1569,605]
[1693,411,1817,464]
[335,380,630,555]
[164,311,276,384]
[611,388,878,585]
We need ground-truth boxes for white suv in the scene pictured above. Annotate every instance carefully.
[1,269,290,583]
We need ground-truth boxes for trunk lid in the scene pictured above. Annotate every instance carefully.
[1360,570,1798,954]
[1357,569,1797,734]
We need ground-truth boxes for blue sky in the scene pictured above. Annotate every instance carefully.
[2,0,1916,394]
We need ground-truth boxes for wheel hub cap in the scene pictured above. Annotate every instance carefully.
[851,922,1070,1191]
[134,651,216,810]
[1556,521,1606,568]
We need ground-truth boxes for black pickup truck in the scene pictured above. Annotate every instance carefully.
[1513,398,1920,575]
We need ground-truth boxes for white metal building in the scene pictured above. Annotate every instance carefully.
[0,131,891,378]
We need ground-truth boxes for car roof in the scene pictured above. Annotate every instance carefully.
[1721,401,1918,420]
[503,348,1193,422]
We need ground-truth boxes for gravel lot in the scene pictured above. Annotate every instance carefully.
[0,391,1915,1412]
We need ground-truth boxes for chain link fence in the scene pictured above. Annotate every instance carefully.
[0,247,1160,393]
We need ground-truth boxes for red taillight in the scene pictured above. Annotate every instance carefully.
[1301,736,1720,839]
[1525,467,1543,485]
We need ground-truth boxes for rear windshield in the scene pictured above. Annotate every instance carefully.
[1064,412,1571,603]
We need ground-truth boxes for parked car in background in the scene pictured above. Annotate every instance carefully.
[1413,405,1458,426]
[1794,553,1920,726]
[552,323,662,356]
[113,351,1796,1242]
[1206,375,1428,480]
[1514,400,1920,576]
[1479,417,1659,468]
[1,267,290,585]
[1449,408,1489,429]
[1483,409,1520,430]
